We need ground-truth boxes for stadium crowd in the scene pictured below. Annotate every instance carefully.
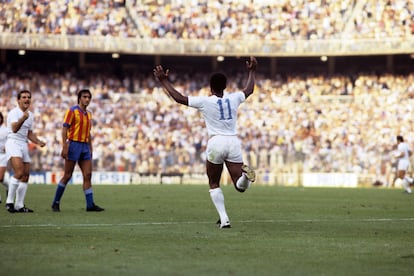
[1,0,413,187]
[0,0,136,36]
[1,0,413,39]
[1,65,413,188]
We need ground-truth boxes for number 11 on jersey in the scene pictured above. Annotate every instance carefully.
[217,98,233,120]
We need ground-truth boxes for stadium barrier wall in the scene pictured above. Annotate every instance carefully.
[302,173,358,188]
[1,33,414,56]
[11,171,375,187]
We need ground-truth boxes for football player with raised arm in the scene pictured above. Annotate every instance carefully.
[5,90,46,213]
[153,56,257,229]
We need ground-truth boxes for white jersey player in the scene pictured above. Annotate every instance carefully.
[154,56,258,229]
[0,112,10,203]
[394,135,412,193]
[5,90,46,213]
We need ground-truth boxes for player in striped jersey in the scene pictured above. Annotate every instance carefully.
[51,89,104,212]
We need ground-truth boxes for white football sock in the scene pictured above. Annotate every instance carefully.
[15,182,28,210]
[6,176,19,204]
[209,188,229,225]
[236,174,250,190]
[402,179,412,193]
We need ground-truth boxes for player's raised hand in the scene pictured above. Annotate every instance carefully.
[246,56,257,71]
[22,110,30,120]
[153,65,169,81]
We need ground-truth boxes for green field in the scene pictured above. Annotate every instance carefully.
[1,184,413,276]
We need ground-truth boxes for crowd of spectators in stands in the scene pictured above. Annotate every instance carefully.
[0,0,135,36]
[1,64,414,188]
[134,0,356,40]
[1,0,413,186]
[1,0,413,39]
[354,0,414,38]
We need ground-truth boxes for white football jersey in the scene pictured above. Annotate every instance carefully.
[7,107,34,142]
[188,91,245,136]
[398,142,410,161]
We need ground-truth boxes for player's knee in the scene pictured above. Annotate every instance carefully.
[12,172,24,180]
[84,172,92,180]
[209,183,220,189]
[61,173,73,183]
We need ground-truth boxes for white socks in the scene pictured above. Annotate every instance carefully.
[209,188,229,225]
[6,176,19,205]
[402,178,412,194]
[15,182,28,209]
[236,174,251,191]
[6,176,29,209]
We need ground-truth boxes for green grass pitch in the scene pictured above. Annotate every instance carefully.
[1,184,414,275]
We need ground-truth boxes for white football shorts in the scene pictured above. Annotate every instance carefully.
[5,139,31,163]
[397,159,410,171]
[0,152,8,167]
[206,135,243,164]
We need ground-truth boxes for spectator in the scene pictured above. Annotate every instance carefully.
[1,63,414,182]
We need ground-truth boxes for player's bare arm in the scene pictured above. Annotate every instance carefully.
[153,65,188,106]
[61,126,69,159]
[28,130,46,147]
[243,56,257,99]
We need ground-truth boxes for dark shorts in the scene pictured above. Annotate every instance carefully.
[68,141,91,162]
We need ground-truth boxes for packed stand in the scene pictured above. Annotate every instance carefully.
[352,0,414,38]
[133,0,356,40]
[1,67,413,187]
[1,0,413,39]
[0,0,137,37]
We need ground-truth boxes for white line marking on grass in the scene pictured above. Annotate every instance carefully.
[1,217,414,228]
[241,218,414,223]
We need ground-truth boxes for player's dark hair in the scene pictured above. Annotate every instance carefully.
[17,90,31,100]
[77,89,92,104]
[210,73,227,92]
[397,135,404,142]
[0,112,3,125]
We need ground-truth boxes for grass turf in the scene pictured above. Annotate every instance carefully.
[1,184,414,276]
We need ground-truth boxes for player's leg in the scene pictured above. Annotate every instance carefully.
[225,136,256,192]
[400,170,412,194]
[403,163,413,186]
[79,158,96,210]
[13,142,35,213]
[226,161,256,192]
[0,165,6,203]
[53,141,82,211]
[51,159,77,211]
[404,174,413,189]
[396,160,411,194]
[0,153,9,203]
[226,161,244,192]
[14,162,33,212]
[6,155,25,212]
[79,145,103,212]
[206,160,230,228]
